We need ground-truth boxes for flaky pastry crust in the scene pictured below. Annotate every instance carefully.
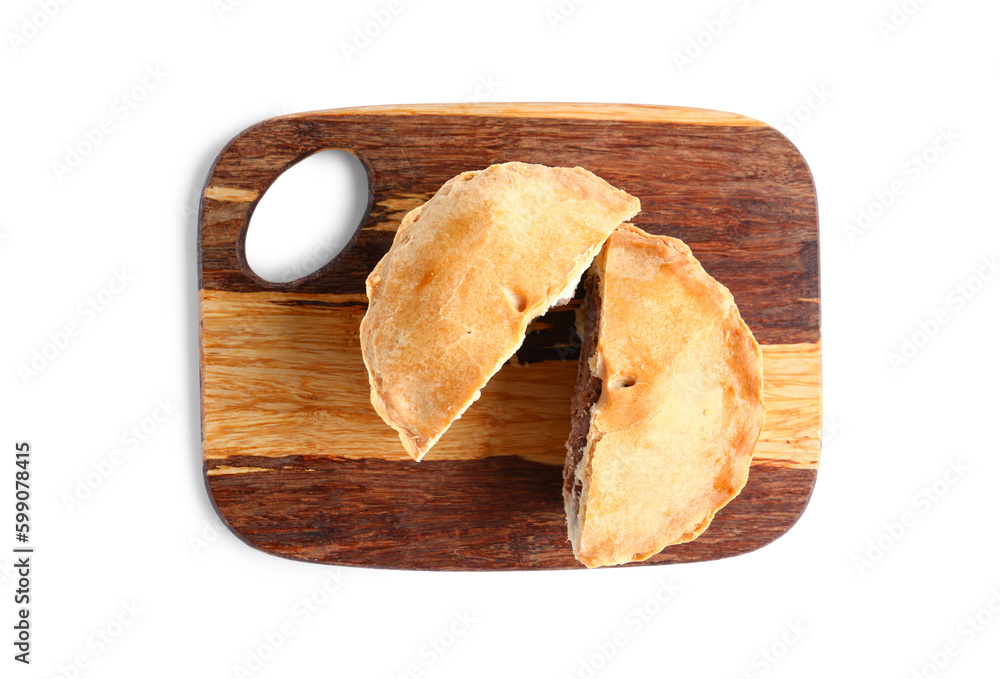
[360,162,640,460]
[567,224,765,568]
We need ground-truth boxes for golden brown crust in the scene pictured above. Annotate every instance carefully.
[360,162,640,460]
[567,224,765,568]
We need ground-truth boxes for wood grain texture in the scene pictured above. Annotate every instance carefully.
[279,103,769,125]
[198,103,821,570]
[201,289,820,469]
[206,456,813,570]
[199,105,818,345]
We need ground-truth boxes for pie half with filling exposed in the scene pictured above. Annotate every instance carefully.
[564,224,765,568]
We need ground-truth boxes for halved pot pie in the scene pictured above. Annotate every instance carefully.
[360,162,640,460]
[564,224,765,568]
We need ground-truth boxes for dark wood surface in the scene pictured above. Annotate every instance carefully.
[206,456,815,570]
[198,103,821,570]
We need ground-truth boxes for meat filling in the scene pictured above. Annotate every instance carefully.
[564,272,602,510]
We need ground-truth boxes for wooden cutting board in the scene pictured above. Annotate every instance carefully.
[198,103,821,570]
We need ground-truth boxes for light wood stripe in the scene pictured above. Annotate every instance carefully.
[204,186,260,202]
[201,290,820,469]
[280,103,766,127]
[757,342,822,469]
[206,466,274,476]
[363,194,430,231]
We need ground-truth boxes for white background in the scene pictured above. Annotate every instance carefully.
[2,0,999,677]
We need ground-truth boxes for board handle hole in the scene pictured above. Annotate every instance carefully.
[245,149,368,284]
